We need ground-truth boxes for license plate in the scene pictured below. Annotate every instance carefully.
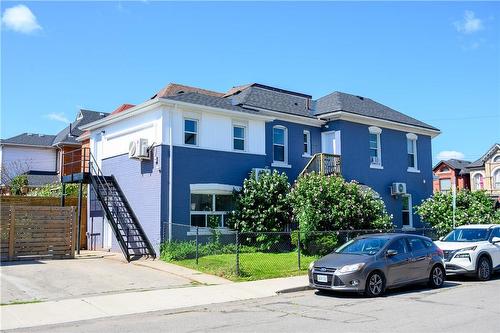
[316,274,328,283]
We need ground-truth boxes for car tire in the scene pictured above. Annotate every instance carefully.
[365,271,385,297]
[476,256,492,281]
[428,265,445,289]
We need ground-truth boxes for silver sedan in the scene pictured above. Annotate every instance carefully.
[308,233,446,297]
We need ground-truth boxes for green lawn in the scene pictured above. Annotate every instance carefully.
[174,252,316,281]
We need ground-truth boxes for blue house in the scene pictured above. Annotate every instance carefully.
[76,83,440,259]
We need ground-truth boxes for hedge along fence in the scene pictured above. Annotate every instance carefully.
[0,205,77,261]
[0,196,87,250]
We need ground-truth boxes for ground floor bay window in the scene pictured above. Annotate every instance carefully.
[189,184,238,229]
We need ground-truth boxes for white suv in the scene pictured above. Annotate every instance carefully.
[434,224,500,280]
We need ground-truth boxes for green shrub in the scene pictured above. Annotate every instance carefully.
[10,175,28,195]
[29,183,85,197]
[416,189,500,236]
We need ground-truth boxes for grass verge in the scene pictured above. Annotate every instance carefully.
[172,251,316,281]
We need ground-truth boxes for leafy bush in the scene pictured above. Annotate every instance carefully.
[160,240,257,261]
[292,231,338,256]
[228,170,291,232]
[29,183,85,197]
[416,189,500,236]
[10,175,28,195]
[289,173,393,231]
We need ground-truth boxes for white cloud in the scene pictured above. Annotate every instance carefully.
[2,5,42,34]
[46,113,70,124]
[454,10,483,34]
[436,150,465,161]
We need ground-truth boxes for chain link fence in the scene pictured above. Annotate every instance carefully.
[161,223,439,280]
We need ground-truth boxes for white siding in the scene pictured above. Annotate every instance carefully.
[0,145,57,175]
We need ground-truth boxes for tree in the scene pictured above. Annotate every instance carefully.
[289,173,392,255]
[416,189,500,236]
[10,175,28,195]
[228,170,291,232]
[289,173,393,232]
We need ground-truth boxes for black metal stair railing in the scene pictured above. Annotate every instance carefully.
[86,151,156,261]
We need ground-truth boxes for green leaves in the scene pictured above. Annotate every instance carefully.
[415,189,500,235]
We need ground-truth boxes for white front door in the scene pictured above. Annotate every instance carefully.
[321,131,341,155]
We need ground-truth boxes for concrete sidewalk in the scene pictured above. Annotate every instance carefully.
[1,275,308,330]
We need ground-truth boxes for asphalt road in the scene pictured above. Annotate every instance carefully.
[9,275,500,333]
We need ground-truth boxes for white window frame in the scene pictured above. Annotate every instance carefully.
[402,194,413,229]
[493,155,500,163]
[368,126,383,169]
[406,133,419,173]
[189,184,240,231]
[271,125,290,168]
[303,130,311,157]
[183,118,199,146]
[232,123,246,151]
[493,168,500,190]
[473,172,484,190]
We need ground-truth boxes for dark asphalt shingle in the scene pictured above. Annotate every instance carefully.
[0,133,56,147]
[161,92,261,115]
[53,110,109,145]
[314,91,439,131]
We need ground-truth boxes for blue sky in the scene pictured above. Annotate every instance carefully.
[1,1,499,164]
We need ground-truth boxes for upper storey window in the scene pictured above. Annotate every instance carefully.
[184,118,198,145]
[406,133,418,172]
[273,126,288,164]
[368,126,382,169]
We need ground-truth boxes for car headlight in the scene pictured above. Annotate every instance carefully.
[338,263,365,274]
[308,261,315,270]
[458,246,477,252]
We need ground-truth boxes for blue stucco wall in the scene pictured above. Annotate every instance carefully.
[265,120,322,180]
[325,120,434,228]
[101,145,165,254]
[167,145,267,232]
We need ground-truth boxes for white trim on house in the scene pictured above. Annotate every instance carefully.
[406,133,419,173]
[189,183,241,194]
[272,125,289,167]
[318,111,441,138]
[369,126,382,168]
[302,130,311,157]
[240,105,324,127]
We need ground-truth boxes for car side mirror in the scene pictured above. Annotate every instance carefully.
[491,237,500,244]
[386,249,398,257]
[438,236,444,241]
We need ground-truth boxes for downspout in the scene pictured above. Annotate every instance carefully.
[168,107,174,242]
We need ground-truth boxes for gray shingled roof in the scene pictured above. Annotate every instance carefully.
[161,92,261,115]
[53,109,109,145]
[231,85,316,118]
[467,143,500,169]
[314,91,439,131]
[434,159,471,175]
[0,133,56,147]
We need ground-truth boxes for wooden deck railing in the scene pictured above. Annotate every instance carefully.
[300,153,341,176]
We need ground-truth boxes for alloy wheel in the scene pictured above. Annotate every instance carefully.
[479,259,491,280]
[369,273,383,295]
[432,266,444,286]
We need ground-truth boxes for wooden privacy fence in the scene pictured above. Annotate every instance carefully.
[0,196,87,249]
[1,205,77,261]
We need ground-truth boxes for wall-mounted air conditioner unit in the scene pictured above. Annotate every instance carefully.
[252,168,270,180]
[391,182,407,196]
[129,139,150,160]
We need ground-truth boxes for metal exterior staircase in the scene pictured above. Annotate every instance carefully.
[62,148,156,262]
[300,153,341,177]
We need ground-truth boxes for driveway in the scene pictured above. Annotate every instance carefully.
[1,254,194,304]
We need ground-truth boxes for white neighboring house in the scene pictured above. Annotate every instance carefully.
[0,133,59,188]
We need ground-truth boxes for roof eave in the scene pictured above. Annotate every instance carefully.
[318,111,441,138]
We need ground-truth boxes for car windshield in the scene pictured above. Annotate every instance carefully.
[335,237,390,255]
[443,228,491,242]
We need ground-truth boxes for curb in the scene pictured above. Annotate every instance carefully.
[276,285,311,294]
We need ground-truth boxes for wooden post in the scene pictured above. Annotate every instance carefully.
[8,206,15,260]
[70,208,77,258]
[61,183,66,207]
[77,182,83,254]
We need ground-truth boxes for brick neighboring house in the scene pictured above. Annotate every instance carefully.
[432,159,471,193]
